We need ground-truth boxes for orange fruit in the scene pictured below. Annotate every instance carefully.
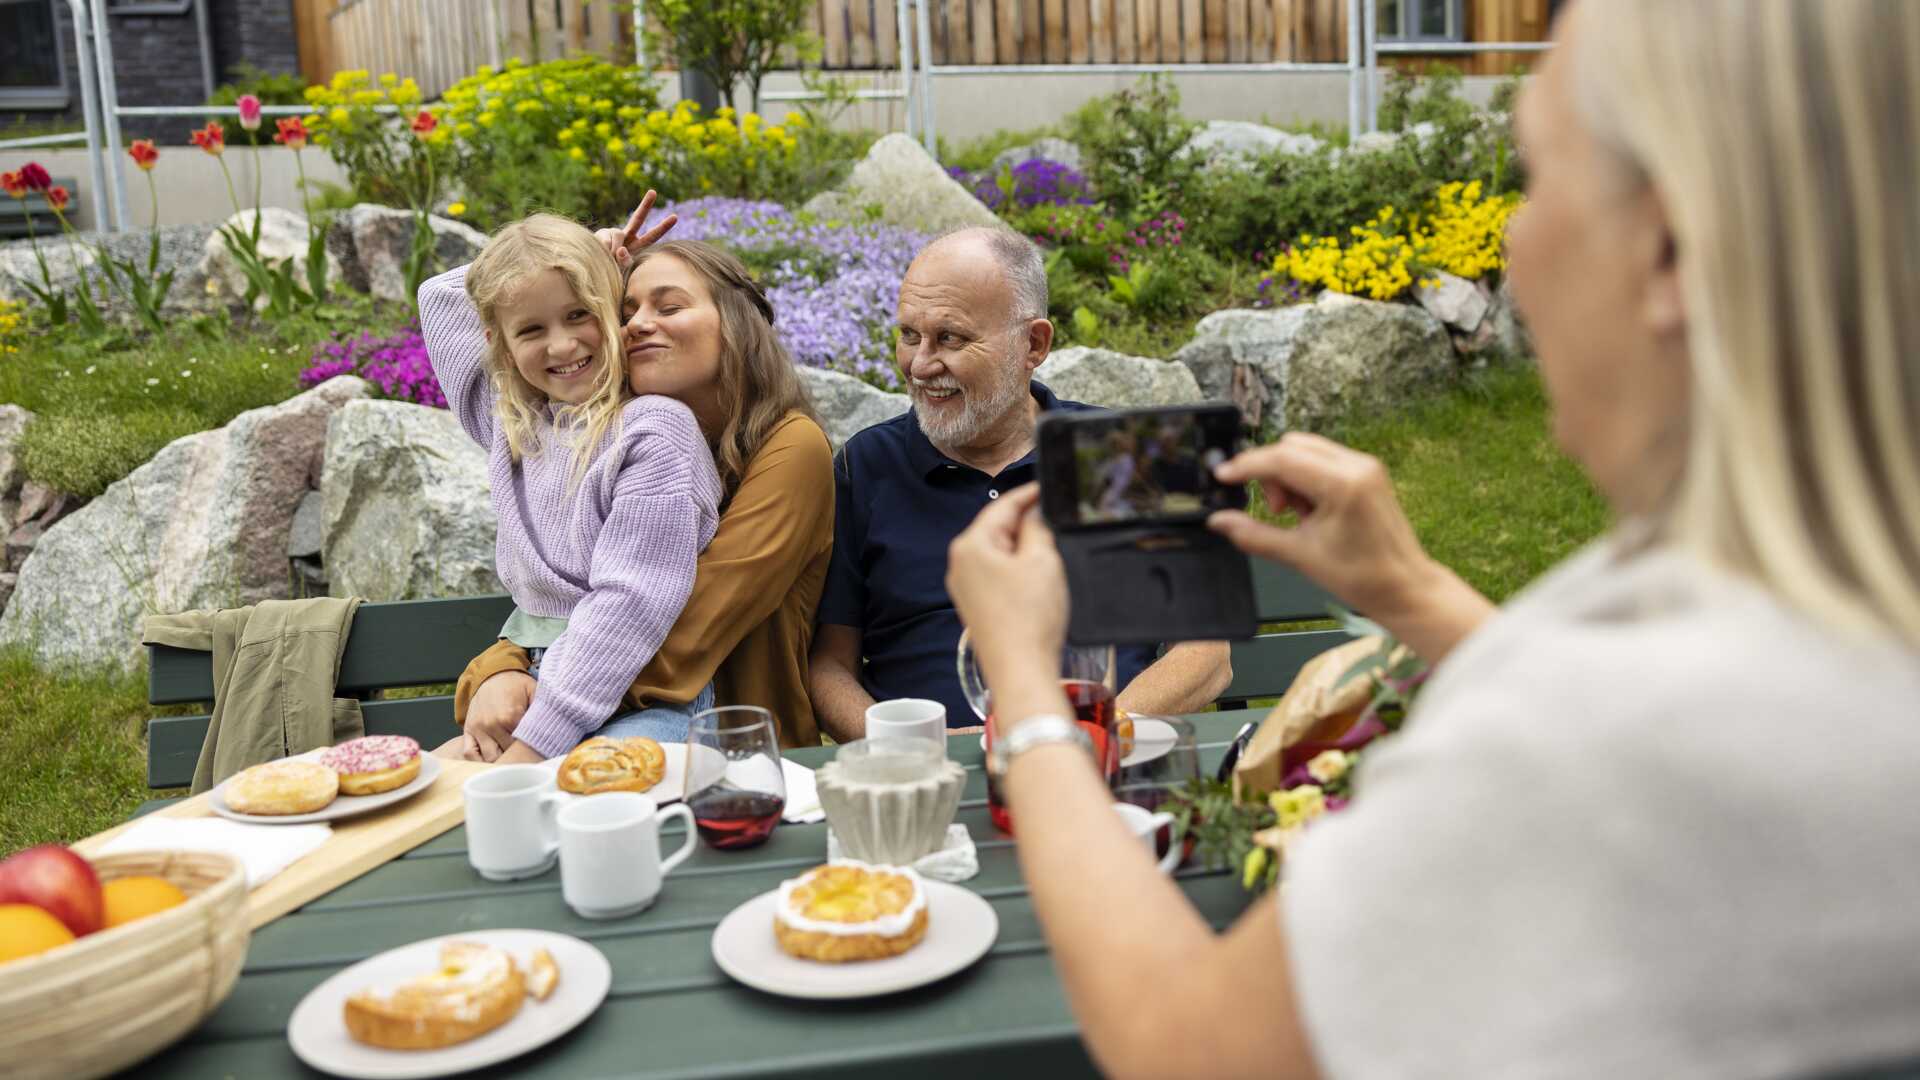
[0,903,76,964]
[101,875,188,929]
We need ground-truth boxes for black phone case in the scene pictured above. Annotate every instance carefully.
[1056,523,1260,646]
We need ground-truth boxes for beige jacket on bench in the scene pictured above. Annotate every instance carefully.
[143,597,365,794]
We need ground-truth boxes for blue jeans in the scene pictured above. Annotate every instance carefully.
[526,647,714,744]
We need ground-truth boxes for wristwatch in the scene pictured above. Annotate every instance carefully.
[987,714,1093,778]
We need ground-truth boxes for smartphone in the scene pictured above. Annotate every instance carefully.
[1037,403,1248,530]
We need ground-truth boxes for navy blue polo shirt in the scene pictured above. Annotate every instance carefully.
[818,381,1157,728]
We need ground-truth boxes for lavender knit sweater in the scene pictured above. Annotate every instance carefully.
[419,266,721,757]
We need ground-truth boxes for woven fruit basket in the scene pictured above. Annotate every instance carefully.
[0,850,249,1080]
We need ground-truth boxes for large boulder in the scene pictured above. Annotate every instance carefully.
[329,204,488,304]
[801,134,1000,234]
[322,400,500,601]
[1036,347,1204,408]
[796,366,909,446]
[0,377,370,673]
[1414,270,1490,335]
[0,404,31,503]
[2,224,225,318]
[0,240,101,309]
[1175,294,1455,431]
[992,137,1085,174]
[1181,121,1325,169]
[201,208,343,308]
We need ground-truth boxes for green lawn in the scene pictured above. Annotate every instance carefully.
[0,360,1606,852]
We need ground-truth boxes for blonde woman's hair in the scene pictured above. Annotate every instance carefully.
[464,213,630,484]
[1569,0,1920,646]
[628,240,819,497]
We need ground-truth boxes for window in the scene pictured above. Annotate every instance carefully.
[1377,0,1465,43]
[0,0,69,108]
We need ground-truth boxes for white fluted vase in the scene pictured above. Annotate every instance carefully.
[816,738,966,865]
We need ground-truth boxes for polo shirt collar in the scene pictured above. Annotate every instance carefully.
[905,380,1065,479]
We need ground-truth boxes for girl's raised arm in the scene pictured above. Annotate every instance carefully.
[416,265,496,448]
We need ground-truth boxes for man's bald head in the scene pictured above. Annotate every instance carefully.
[909,226,1049,326]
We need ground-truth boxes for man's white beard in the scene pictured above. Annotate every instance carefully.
[911,358,1029,450]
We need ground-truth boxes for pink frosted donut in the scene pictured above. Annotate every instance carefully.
[320,736,422,795]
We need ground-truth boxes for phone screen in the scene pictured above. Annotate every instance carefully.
[1042,406,1245,528]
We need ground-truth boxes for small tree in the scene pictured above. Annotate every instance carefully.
[645,0,816,116]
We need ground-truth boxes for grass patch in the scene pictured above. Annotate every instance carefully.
[0,649,173,851]
[1,296,405,497]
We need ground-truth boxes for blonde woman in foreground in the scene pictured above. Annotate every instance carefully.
[947,2,1920,1076]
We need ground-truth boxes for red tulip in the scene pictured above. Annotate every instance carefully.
[0,172,23,200]
[128,139,159,171]
[190,121,226,156]
[46,186,70,212]
[19,162,51,192]
[236,93,263,132]
[410,110,438,138]
[273,116,309,151]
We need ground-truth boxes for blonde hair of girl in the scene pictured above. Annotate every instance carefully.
[464,213,630,483]
[1574,0,1920,646]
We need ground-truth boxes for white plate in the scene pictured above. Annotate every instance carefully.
[976,718,1180,769]
[534,740,724,804]
[711,881,999,1000]
[210,752,442,826]
[287,929,611,1080]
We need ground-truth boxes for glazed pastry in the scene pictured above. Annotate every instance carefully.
[556,736,666,795]
[526,947,560,1001]
[343,940,526,1050]
[321,735,423,796]
[224,760,339,816]
[773,861,929,963]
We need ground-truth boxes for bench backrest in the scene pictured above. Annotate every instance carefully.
[1217,559,1348,710]
[145,594,514,789]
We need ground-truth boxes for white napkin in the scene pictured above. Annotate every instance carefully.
[827,824,980,883]
[782,759,825,823]
[100,817,332,888]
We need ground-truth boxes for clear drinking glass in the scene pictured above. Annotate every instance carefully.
[1113,716,1202,867]
[958,628,1117,833]
[684,706,786,850]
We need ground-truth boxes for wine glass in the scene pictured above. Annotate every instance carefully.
[684,706,785,850]
[957,627,1117,834]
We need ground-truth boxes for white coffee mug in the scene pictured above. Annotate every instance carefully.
[464,765,568,882]
[1112,801,1181,874]
[557,792,697,919]
[865,698,947,754]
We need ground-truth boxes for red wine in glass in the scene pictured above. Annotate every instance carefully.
[985,679,1121,836]
[687,786,783,849]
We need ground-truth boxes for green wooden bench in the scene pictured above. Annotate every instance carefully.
[143,560,1337,788]
[144,595,515,790]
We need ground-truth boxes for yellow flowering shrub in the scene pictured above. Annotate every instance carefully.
[302,69,451,211]
[0,299,24,356]
[1277,180,1522,302]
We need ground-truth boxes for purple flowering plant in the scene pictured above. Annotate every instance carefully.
[298,321,447,408]
[947,157,1095,212]
[665,197,924,390]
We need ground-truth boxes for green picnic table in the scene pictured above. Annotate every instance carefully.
[138,709,1263,1079]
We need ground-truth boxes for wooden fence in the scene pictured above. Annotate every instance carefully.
[326,0,632,98]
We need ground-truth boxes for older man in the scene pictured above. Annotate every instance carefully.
[809,227,1231,741]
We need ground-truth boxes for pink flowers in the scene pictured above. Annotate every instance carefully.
[18,163,50,192]
[128,140,159,171]
[236,94,263,132]
[273,116,309,151]
[190,121,226,156]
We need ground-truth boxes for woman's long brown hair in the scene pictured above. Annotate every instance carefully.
[630,240,820,498]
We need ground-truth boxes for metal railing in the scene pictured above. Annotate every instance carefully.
[31,0,1545,233]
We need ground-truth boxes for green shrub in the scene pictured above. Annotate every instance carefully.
[1063,75,1198,217]
[15,409,202,499]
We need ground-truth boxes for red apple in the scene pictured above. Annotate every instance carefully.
[0,845,104,938]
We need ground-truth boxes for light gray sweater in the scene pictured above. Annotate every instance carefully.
[1285,539,1920,1078]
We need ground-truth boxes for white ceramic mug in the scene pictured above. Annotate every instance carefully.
[865,698,947,755]
[464,765,568,882]
[1112,801,1182,874]
[557,792,697,919]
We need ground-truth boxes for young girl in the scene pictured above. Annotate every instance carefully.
[419,213,722,762]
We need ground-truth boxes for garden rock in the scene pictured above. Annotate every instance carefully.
[1176,294,1454,431]
[329,204,488,304]
[0,225,221,317]
[1036,347,1204,408]
[801,134,1000,234]
[0,376,371,673]
[322,400,501,601]
[0,405,32,496]
[1415,271,1489,334]
[1347,121,1440,156]
[0,241,99,307]
[1181,121,1324,169]
[1451,278,1529,361]
[288,489,325,559]
[0,572,14,613]
[797,366,909,446]
[992,137,1085,173]
[200,208,343,308]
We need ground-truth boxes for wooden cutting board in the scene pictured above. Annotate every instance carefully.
[74,758,489,931]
